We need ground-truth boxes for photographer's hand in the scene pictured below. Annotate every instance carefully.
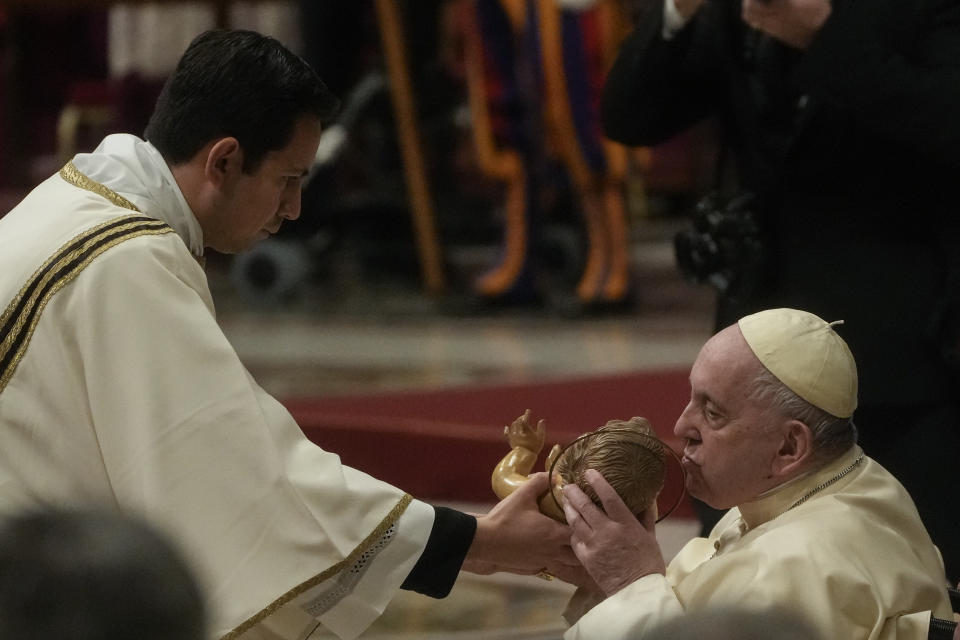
[742,0,832,50]
[673,0,708,21]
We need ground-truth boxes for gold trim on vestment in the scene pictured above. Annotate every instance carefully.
[0,163,174,394]
[61,160,207,269]
[220,493,415,640]
[0,217,173,393]
[59,160,142,212]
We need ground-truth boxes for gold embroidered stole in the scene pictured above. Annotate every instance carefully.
[0,163,174,392]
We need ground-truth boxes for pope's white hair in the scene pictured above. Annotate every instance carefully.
[749,365,857,466]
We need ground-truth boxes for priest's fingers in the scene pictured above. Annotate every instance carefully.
[475,556,585,585]
[465,471,578,575]
[582,469,636,524]
[543,560,594,587]
[517,471,550,496]
[464,561,551,577]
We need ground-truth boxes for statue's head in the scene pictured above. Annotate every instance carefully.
[551,417,666,518]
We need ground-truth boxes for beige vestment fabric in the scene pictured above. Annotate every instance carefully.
[565,446,951,639]
[0,135,435,640]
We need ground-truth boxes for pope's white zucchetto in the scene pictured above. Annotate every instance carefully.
[738,308,858,418]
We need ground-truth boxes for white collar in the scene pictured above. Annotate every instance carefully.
[72,134,204,257]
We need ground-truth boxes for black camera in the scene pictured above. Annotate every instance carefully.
[674,191,767,302]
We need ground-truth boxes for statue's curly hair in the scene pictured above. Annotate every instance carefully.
[553,417,666,517]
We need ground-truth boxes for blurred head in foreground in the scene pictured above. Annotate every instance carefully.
[0,508,206,640]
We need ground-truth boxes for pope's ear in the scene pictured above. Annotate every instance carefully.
[203,137,242,186]
[773,419,813,476]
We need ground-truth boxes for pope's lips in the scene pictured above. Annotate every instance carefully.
[682,452,699,467]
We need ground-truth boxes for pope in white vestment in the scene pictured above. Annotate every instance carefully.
[0,134,444,639]
[560,308,952,640]
[565,445,953,639]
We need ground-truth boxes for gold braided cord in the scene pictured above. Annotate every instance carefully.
[709,453,866,560]
[0,218,173,393]
[59,161,141,212]
[786,453,865,512]
[220,493,414,640]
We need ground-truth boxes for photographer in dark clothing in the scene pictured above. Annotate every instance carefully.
[601,0,960,581]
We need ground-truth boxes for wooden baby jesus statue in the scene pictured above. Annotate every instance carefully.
[491,410,667,523]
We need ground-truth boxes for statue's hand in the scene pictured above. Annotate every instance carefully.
[544,443,562,473]
[504,409,546,453]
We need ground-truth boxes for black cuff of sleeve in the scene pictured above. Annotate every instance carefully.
[400,506,477,599]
